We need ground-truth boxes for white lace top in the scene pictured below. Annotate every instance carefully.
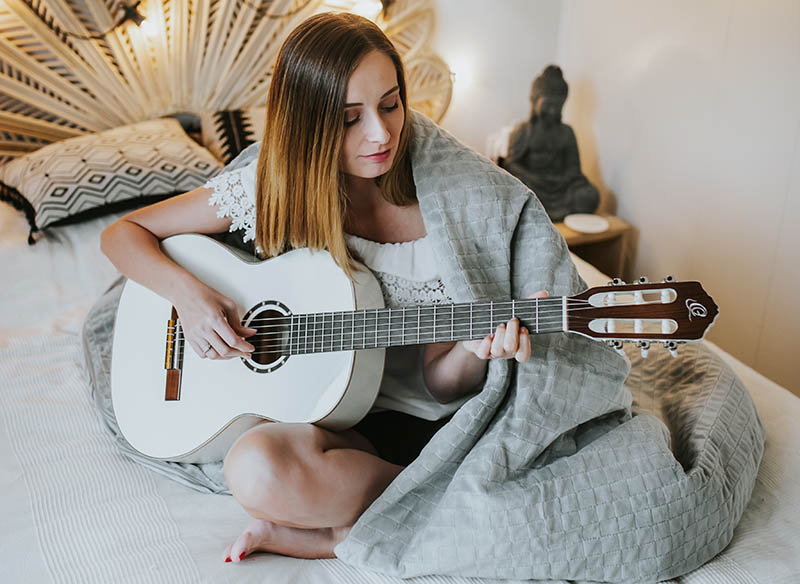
[204,160,475,421]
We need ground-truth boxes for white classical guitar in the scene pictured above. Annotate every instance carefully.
[111,234,718,463]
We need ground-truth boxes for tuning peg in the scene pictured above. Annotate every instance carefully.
[661,275,675,283]
[665,341,679,358]
[637,340,650,358]
[607,339,626,356]
[611,278,626,286]
[638,276,649,284]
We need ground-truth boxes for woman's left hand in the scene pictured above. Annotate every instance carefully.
[460,290,549,363]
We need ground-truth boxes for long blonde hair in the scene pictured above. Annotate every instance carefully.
[255,12,415,280]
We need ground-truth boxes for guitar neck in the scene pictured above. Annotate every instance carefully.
[284,298,564,355]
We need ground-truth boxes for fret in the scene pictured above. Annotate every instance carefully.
[432,304,436,343]
[469,303,473,340]
[512,299,515,321]
[490,301,494,334]
[374,308,379,349]
[417,306,420,344]
[387,308,392,348]
[318,313,323,353]
[339,312,344,352]
[327,312,332,353]
[535,298,539,333]
[320,312,325,353]
[343,312,351,350]
[450,304,454,341]
[361,310,366,350]
[402,307,405,346]
[351,309,355,350]
[289,315,294,355]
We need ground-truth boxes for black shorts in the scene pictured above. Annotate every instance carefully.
[352,410,453,467]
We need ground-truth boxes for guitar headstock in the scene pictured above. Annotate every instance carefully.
[567,276,718,358]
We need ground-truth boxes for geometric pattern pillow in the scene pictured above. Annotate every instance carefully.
[0,118,223,244]
[200,107,265,163]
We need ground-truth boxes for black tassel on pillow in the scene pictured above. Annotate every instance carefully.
[0,180,39,244]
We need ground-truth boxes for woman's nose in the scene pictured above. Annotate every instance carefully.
[364,112,391,144]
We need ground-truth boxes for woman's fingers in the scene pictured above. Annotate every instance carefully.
[215,321,255,357]
[515,327,531,363]
[490,324,506,358]
[200,327,251,360]
[474,334,493,360]
[503,319,520,354]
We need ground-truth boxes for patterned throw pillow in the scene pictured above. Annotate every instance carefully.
[0,118,223,244]
[200,107,265,163]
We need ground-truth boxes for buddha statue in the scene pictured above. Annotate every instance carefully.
[499,65,599,222]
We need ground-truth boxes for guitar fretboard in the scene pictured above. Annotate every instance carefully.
[283,298,565,355]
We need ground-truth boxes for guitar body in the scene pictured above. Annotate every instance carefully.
[110,234,386,463]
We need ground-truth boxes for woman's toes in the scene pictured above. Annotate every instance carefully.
[228,519,275,563]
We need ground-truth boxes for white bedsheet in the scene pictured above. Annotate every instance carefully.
[1,204,797,583]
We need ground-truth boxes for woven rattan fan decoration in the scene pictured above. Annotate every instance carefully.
[0,0,452,163]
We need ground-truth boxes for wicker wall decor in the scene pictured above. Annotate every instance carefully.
[0,0,452,162]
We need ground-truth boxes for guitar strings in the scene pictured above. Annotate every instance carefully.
[169,315,622,357]
[167,308,606,340]
[167,297,668,334]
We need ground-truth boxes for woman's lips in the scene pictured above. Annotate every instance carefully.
[363,149,391,162]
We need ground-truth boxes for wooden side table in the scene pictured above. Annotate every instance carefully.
[554,216,634,280]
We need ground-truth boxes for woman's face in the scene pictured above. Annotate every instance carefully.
[339,50,405,179]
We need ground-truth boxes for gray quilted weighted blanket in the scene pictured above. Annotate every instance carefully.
[82,111,765,583]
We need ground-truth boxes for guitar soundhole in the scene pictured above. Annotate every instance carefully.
[242,301,291,374]
[251,309,289,366]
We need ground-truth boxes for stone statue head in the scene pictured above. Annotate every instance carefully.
[530,65,568,126]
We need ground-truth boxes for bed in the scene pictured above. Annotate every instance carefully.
[1,198,799,584]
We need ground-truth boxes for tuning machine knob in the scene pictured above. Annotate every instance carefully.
[664,340,679,358]
[661,275,675,283]
[610,278,626,286]
[607,339,626,356]
[636,340,650,358]
[637,276,649,284]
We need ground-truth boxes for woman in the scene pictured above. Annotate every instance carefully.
[101,12,547,563]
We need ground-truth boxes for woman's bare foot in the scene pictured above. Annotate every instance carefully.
[224,518,351,563]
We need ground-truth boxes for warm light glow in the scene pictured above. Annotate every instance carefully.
[349,0,382,21]
[138,18,158,38]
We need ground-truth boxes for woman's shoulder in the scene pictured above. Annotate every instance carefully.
[204,158,258,243]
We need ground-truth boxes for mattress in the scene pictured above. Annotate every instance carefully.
[1,204,798,583]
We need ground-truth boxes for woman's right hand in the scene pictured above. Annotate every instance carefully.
[177,284,257,360]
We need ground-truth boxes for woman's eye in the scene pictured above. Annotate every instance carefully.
[382,101,399,112]
[344,116,359,127]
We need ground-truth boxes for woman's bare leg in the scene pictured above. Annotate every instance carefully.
[222,422,404,561]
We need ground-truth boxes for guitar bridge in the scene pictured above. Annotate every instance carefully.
[164,307,184,401]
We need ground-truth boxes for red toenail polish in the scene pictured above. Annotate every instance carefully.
[224,557,231,563]
[239,552,245,561]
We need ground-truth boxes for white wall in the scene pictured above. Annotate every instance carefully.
[553,0,800,394]
[433,0,800,394]
[431,0,560,154]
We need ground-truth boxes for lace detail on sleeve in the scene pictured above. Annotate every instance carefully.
[373,271,453,308]
[206,169,256,243]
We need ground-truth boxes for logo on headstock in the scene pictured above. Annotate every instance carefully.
[686,299,707,321]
